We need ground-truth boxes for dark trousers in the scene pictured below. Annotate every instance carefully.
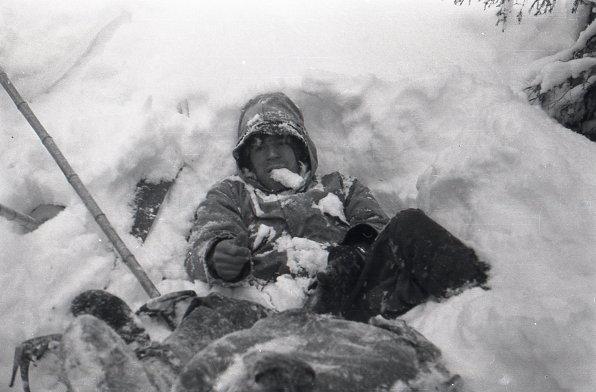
[312,209,489,321]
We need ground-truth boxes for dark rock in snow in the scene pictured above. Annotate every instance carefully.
[173,309,462,392]
[131,168,182,242]
[27,292,460,392]
[29,204,64,225]
[164,293,273,363]
[62,315,158,392]
[71,289,150,347]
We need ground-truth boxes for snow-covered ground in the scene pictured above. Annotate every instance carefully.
[1,0,594,391]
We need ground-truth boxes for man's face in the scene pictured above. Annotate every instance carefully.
[248,135,299,192]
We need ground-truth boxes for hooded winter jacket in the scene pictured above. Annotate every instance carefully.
[185,92,388,286]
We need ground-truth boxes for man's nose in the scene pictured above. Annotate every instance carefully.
[265,146,280,159]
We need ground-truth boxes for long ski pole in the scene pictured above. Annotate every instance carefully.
[0,66,161,299]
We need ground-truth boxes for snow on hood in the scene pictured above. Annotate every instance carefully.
[232,92,318,191]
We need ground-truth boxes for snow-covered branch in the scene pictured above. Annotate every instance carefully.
[456,0,596,140]
[524,1,596,140]
[455,0,591,26]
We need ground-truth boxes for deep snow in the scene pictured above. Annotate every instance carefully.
[0,1,594,391]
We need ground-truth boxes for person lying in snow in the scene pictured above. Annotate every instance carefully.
[10,92,487,392]
[185,92,489,320]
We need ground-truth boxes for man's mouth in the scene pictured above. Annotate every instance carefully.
[266,164,285,173]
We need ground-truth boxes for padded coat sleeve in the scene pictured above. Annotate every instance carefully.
[184,179,250,285]
[343,176,390,244]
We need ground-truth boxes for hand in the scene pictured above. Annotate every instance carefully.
[211,233,251,281]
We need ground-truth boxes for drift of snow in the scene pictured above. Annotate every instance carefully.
[0,1,594,392]
[270,168,305,190]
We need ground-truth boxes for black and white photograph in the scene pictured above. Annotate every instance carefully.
[0,1,594,391]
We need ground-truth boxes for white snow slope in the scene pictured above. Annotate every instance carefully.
[0,1,594,391]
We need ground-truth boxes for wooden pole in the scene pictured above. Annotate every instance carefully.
[0,66,160,299]
[0,203,40,231]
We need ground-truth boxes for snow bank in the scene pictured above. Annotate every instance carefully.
[0,1,594,392]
